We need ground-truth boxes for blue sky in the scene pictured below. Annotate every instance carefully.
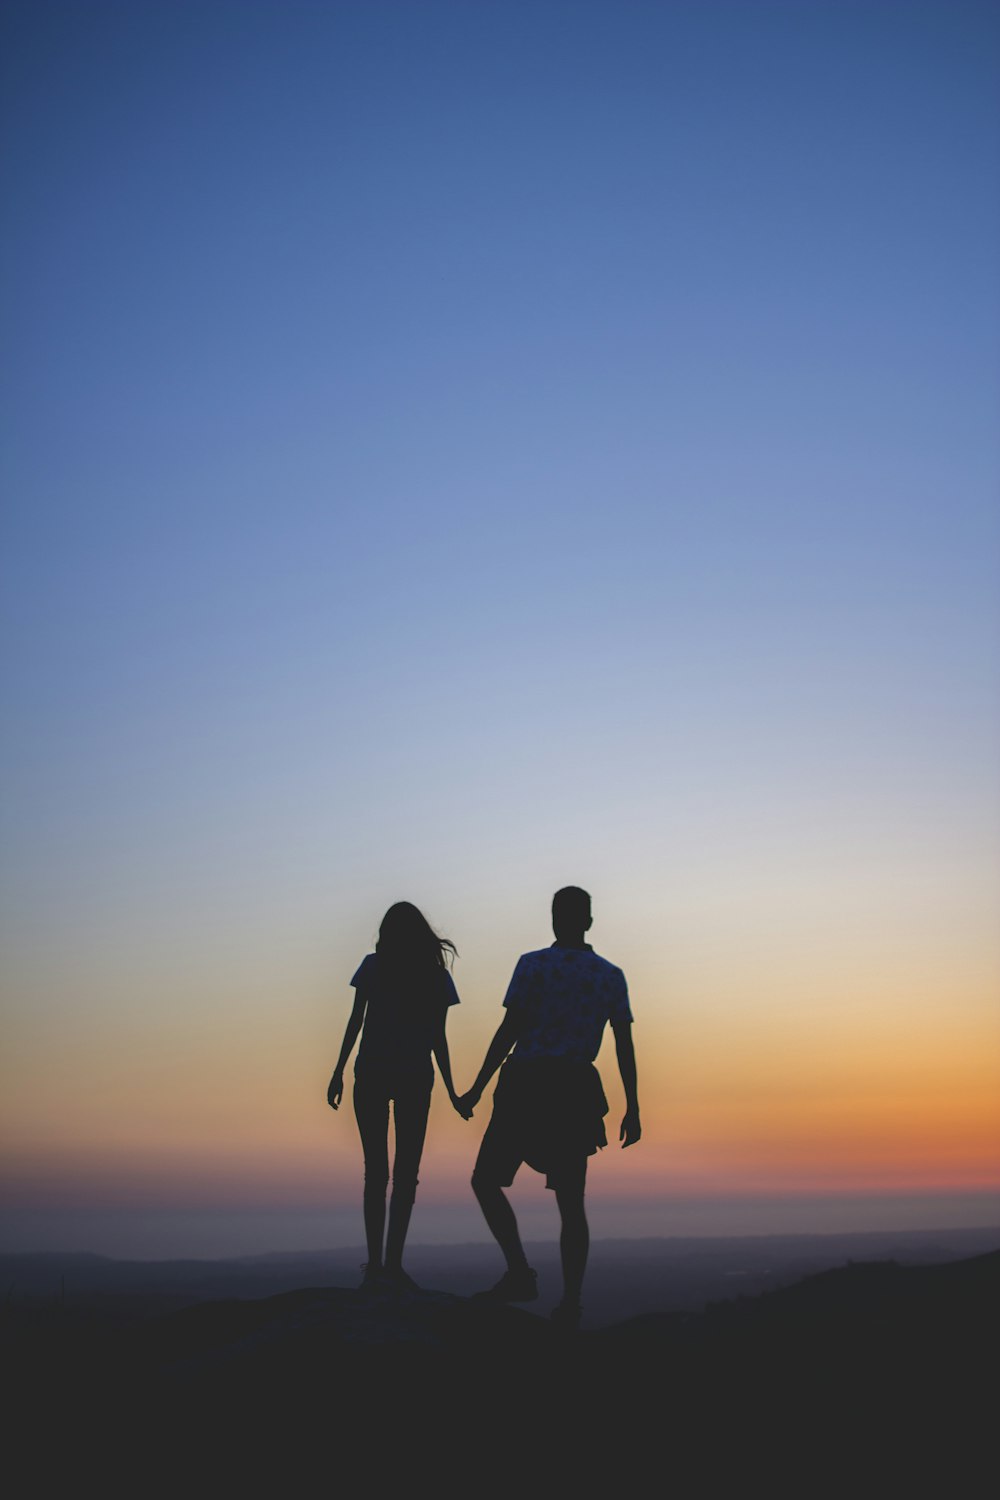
[1,1,998,1254]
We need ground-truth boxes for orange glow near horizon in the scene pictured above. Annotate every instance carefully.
[4,956,997,1216]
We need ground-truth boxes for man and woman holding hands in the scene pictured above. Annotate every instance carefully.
[327,886,641,1328]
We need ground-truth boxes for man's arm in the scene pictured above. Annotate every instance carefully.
[611,1014,641,1146]
[459,1011,521,1113]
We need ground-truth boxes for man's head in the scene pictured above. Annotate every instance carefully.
[551,886,592,943]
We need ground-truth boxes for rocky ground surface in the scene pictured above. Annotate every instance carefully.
[6,1252,995,1494]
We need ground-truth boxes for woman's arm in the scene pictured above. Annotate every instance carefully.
[327,991,367,1109]
[432,1013,470,1118]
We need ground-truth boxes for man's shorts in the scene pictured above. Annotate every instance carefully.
[473,1056,608,1193]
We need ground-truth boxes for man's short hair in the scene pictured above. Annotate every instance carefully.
[552,886,592,927]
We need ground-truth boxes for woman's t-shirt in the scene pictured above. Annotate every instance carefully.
[351,953,460,1073]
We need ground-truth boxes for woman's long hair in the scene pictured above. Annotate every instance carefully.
[376,902,457,975]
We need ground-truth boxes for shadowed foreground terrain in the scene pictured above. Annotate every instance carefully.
[6,1252,995,1493]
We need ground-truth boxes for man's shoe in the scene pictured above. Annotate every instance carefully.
[475,1266,539,1303]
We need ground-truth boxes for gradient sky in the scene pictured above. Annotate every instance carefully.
[2,0,998,1257]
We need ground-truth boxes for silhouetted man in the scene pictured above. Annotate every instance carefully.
[460,887,640,1328]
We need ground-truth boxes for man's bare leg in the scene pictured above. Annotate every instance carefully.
[471,1174,538,1299]
[554,1180,589,1311]
[472,1175,531,1271]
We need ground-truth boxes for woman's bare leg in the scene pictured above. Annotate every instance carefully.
[354,1079,390,1270]
[384,1082,431,1274]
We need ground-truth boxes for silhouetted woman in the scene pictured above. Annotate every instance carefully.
[328,902,469,1289]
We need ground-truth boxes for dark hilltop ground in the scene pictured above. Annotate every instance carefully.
[4,1237,996,1494]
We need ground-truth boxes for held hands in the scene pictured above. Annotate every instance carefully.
[454,1088,480,1120]
[451,1089,476,1120]
[327,1072,344,1111]
[620,1107,641,1148]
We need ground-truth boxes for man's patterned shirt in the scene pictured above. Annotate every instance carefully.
[503,943,632,1063]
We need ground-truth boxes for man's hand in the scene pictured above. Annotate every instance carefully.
[327,1072,344,1110]
[457,1089,481,1118]
[620,1107,641,1147]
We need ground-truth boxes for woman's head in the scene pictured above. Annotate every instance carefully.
[376,902,457,970]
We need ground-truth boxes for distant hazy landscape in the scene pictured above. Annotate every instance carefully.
[5,1224,998,1328]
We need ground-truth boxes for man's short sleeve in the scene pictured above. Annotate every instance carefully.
[502,955,531,1012]
[610,968,632,1024]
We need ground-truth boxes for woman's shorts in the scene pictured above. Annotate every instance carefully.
[353,1061,434,1106]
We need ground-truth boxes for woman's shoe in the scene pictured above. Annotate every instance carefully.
[382,1267,420,1292]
